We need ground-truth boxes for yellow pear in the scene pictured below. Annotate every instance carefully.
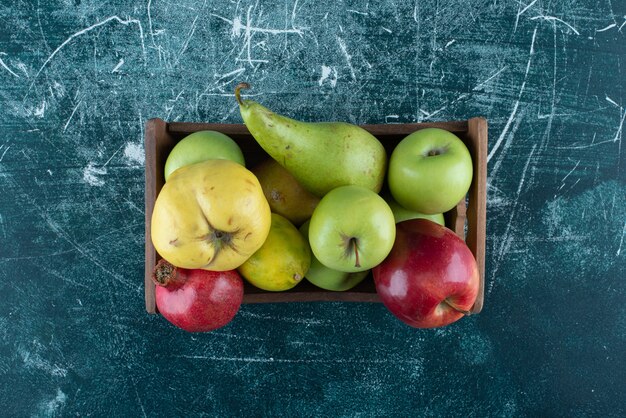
[238,213,311,291]
[251,158,320,226]
[151,159,271,271]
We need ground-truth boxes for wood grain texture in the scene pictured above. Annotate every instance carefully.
[466,117,488,314]
[1,0,625,416]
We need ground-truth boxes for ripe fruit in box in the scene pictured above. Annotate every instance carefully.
[373,219,479,328]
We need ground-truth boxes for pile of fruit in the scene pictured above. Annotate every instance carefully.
[150,83,480,332]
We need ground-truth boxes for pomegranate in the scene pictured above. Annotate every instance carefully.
[152,259,244,332]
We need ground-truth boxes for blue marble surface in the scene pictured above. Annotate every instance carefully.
[0,0,624,416]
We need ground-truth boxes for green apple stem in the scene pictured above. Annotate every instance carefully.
[351,238,361,268]
[235,82,250,106]
[443,298,471,316]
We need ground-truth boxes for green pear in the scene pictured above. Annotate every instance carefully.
[235,83,387,197]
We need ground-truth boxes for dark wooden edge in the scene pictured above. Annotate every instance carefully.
[445,199,467,241]
[144,119,158,314]
[466,117,487,314]
[144,118,177,314]
[243,291,380,303]
[144,118,487,312]
[167,121,469,136]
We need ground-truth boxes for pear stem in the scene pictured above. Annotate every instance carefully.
[443,298,471,316]
[235,82,250,106]
[351,238,361,268]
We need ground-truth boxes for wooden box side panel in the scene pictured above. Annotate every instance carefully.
[144,118,177,314]
[465,117,487,314]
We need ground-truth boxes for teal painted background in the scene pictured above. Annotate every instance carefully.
[1,0,625,416]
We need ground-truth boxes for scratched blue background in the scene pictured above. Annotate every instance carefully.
[1,0,625,416]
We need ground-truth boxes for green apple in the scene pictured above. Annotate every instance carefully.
[164,130,245,181]
[308,185,395,273]
[388,128,472,214]
[383,193,445,226]
[299,220,369,291]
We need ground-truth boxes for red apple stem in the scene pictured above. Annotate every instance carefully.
[235,82,250,106]
[443,298,472,316]
[152,259,179,287]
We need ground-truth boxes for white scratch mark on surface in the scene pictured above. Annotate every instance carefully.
[102,143,125,168]
[0,213,5,239]
[82,163,107,186]
[530,15,580,35]
[34,99,46,118]
[211,12,305,35]
[596,23,617,32]
[514,0,538,33]
[490,109,526,179]
[52,81,65,98]
[606,96,620,107]
[28,15,146,93]
[474,66,508,90]
[488,28,536,163]
[215,67,245,80]
[337,37,356,81]
[123,142,144,165]
[173,355,422,364]
[111,58,124,73]
[147,0,156,46]
[444,39,456,48]
[539,21,559,152]
[319,65,332,85]
[211,6,305,68]
[613,107,625,155]
[0,52,20,78]
[63,99,82,132]
[0,145,10,162]
[420,93,468,120]
[318,65,337,87]
[385,115,399,123]
[175,14,200,66]
[381,26,392,33]
[557,159,580,193]
[617,220,625,256]
[239,310,327,325]
[489,144,537,295]
[40,389,67,417]
[15,61,29,77]
[347,9,369,16]
[165,90,185,120]
[230,16,244,37]
[19,346,67,377]
[130,377,147,418]
[44,215,135,289]
[421,65,506,120]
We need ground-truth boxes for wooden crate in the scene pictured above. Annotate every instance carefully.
[144,118,487,314]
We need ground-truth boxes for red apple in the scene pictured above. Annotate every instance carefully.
[373,219,479,328]
[152,260,244,332]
